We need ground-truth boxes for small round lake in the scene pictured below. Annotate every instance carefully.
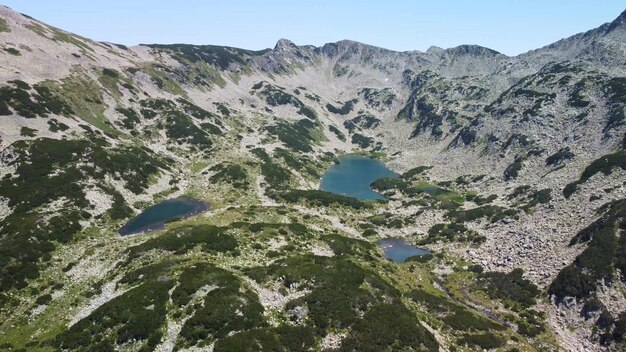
[119,197,209,236]
[320,154,398,200]
[378,238,431,263]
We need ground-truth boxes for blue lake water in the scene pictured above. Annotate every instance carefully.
[378,238,431,263]
[119,197,209,236]
[320,154,399,200]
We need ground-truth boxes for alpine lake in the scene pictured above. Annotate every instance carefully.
[119,197,209,236]
[320,154,431,262]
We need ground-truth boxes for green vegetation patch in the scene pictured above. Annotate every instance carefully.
[214,326,316,352]
[19,126,37,137]
[564,151,626,198]
[265,119,323,153]
[478,268,540,309]
[398,96,445,138]
[546,147,575,166]
[45,74,120,135]
[246,255,412,338]
[176,265,264,348]
[366,212,407,229]
[420,223,485,245]
[3,47,20,56]
[273,148,321,179]
[297,105,317,120]
[406,182,465,206]
[328,125,346,141]
[401,166,433,180]
[408,289,506,333]
[115,107,140,130]
[339,303,438,352]
[0,138,166,294]
[256,82,304,108]
[139,98,215,150]
[351,133,374,149]
[177,97,220,121]
[127,225,238,258]
[549,199,626,303]
[568,79,591,108]
[508,186,551,213]
[371,177,410,192]
[147,43,265,70]
[47,118,70,132]
[258,157,293,191]
[52,29,95,54]
[0,80,73,118]
[56,265,173,351]
[163,110,213,151]
[323,234,376,259]
[447,205,517,224]
[0,18,10,33]
[358,87,395,109]
[458,332,505,349]
[55,262,261,351]
[209,162,249,189]
[279,190,371,209]
[343,113,381,132]
[326,99,357,115]
[504,156,524,180]
[603,77,626,134]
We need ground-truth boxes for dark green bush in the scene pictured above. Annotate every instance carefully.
[420,222,484,244]
[401,166,433,179]
[297,105,317,120]
[19,126,37,137]
[56,267,173,351]
[546,147,575,166]
[504,158,523,180]
[564,151,626,198]
[214,326,316,352]
[338,303,438,352]
[247,255,401,335]
[550,199,626,303]
[127,225,237,257]
[326,99,357,115]
[479,268,540,308]
[163,110,213,150]
[0,81,72,118]
[279,190,370,209]
[458,332,505,349]
[548,266,596,303]
[102,68,120,78]
[351,133,374,149]
[176,265,264,348]
[447,205,516,223]
[328,125,346,141]
[115,107,140,129]
[265,119,319,153]
[209,162,249,189]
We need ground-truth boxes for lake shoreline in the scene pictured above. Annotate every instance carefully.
[319,154,398,200]
[118,197,210,236]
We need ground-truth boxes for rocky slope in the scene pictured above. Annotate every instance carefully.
[0,5,625,351]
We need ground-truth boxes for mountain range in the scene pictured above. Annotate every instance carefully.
[0,5,625,351]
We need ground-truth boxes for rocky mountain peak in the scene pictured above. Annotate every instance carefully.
[426,46,444,54]
[443,44,503,58]
[273,38,297,52]
[607,8,626,32]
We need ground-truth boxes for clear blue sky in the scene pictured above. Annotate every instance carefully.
[2,1,624,56]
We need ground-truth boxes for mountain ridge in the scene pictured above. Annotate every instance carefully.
[0,5,625,351]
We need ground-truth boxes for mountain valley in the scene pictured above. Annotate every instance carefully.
[0,6,626,351]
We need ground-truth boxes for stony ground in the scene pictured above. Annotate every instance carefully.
[0,5,626,351]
